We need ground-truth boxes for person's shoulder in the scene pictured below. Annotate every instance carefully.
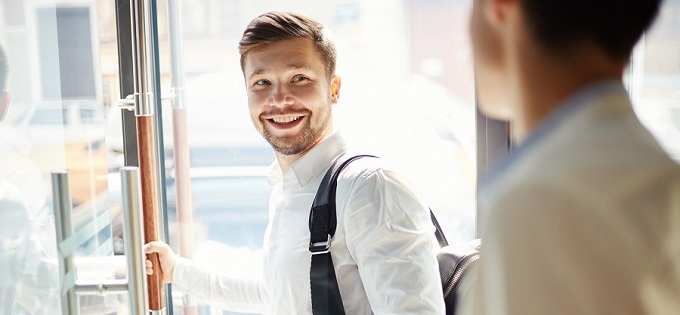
[336,155,402,186]
[335,154,424,200]
[480,167,585,231]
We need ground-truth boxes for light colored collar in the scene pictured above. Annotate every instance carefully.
[267,132,347,188]
[482,79,627,189]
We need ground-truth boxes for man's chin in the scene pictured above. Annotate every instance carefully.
[266,137,306,156]
[272,145,306,156]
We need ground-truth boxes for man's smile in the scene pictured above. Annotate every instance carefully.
[265,114,306,130]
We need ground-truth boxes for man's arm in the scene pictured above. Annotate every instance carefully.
[145,241,269,313]
[341,165,445,314]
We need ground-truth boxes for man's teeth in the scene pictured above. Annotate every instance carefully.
[272,116,302,123]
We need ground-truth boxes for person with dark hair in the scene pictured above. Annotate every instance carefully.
[145,11,445,314]
[462,0,680,314]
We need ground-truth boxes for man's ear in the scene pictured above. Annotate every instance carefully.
[0,91,10,121]
[486,0,519,28]
[330,75,341,104]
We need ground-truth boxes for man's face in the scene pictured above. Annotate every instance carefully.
[243,37,339,156]
[469,0,512,120]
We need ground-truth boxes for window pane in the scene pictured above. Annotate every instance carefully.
[1,1,123,313]
[630,1,680,162]
[28,108,67,125]
[149,1,477,314]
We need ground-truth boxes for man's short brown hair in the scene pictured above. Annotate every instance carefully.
[238,11,337,77]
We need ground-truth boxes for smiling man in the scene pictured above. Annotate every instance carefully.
[145,11,445,314]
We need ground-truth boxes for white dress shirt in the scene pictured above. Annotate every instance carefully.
[174,132,445,314]
[461,81,680,315]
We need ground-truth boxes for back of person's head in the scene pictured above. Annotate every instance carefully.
[238,11,337,77]
[0,42,8,92]
[521,0,662,60]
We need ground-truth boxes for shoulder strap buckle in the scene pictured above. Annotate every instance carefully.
[309,234,332,255]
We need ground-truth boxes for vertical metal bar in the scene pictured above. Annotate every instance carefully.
[131,0,154,118]
[121,167,149,315]
[51,171,79,315]
[130,0,165,312]
[168,0,197,313]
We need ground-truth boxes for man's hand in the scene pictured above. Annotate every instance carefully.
[144,241,176,283]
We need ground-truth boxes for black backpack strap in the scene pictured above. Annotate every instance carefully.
[431,211,449,247]
[309,155,375,314]
[308,154,450,314]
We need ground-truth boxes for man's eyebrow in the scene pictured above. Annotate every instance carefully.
[248,68,266,81]
[286,63,313,72]
[247,64,314,81]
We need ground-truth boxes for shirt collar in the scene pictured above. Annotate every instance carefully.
[267,132,347,188]
[482,79,627,189]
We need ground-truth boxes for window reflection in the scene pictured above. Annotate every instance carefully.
[28,108,68,125]
[1,0,121,313]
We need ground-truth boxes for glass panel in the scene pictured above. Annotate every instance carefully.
[80,108,103,124]
[139,0,477,314]
[1,0,124,313]
[27,107,68,125]
[630,1,680,162]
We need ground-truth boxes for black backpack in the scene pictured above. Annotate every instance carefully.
[308,155,481,315]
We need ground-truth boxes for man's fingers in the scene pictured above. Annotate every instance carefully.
[144,241,160,254]
[144,241,171,256]
[145,259,154,275]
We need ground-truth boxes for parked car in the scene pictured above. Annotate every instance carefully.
[9,99,107,146]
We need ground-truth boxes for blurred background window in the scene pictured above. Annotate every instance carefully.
[628,0,680,162]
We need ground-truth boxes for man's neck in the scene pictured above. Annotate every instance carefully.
[511,44,625,143]
[275,132,332,174]
[276,151,305,175]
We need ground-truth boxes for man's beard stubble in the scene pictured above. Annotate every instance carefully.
[263,121,316,155]
[261,107,330,156]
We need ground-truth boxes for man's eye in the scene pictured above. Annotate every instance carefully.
[254,79,269,86]
[292,75,309,82]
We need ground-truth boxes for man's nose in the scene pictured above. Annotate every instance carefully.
[268,85,294,107]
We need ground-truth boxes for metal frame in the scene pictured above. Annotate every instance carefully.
[51,169,148,315]
[115,0,172,313]
[475,107,511,237]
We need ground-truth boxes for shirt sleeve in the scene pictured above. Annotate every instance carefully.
[173,256,270,313]
[340,165,445,314]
